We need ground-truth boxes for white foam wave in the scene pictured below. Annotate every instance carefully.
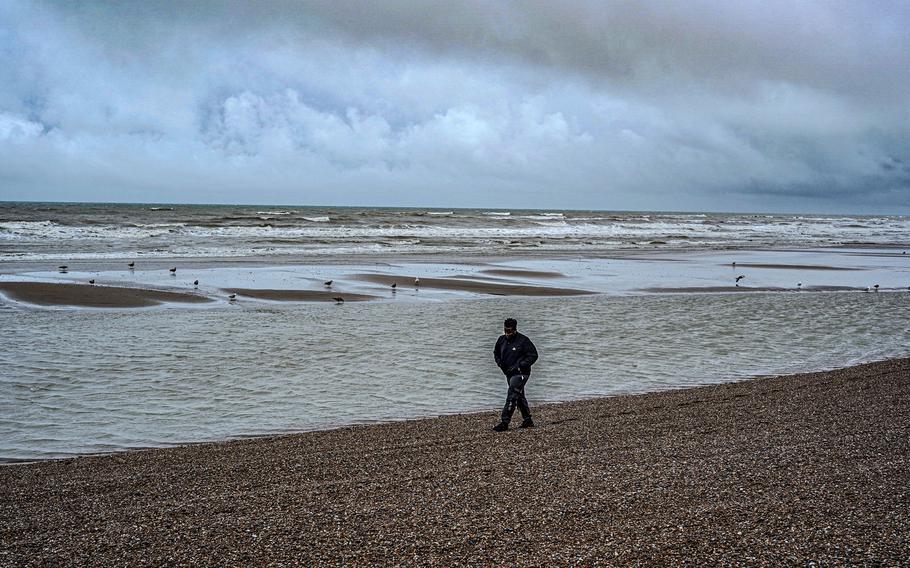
[426,211,454,216]
[3,212,910,262]
[0,220,56,234]
[257,211,293,215]
[0,221,187,241]
[483,211,511,216]
[4,217,910,245]
[522,214,566,221]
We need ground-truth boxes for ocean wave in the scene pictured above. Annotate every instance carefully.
[256,211,293,215]
[0,220,57,233]
[134,223,187,229]
[3,207,910,261]
[522,214,565,221]
[4,219,909,244]
[0,221,186,241]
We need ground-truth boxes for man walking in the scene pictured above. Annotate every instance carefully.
[492,318,538,431]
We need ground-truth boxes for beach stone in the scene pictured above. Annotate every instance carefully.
[0,359,908,565]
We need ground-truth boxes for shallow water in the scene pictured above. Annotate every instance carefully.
[2,290,908,462]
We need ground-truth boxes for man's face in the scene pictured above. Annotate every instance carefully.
[504,326,516,338]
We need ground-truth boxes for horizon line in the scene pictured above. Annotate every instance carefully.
[0,200,905,218]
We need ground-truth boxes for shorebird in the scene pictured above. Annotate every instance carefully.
[128,262,135,269]
[873,284,880,292]
[88,279,95,285]
[797,282,802,291]
[58,265,68,272]
[169,267,177,274]
[415,277,420,287]
[735,275,745,286]
[193,279,199,288]
[390,282,397,290]
[228,293,237,301]
[332,296,344,304]
[732,261,736,267]
[324,280,332,287]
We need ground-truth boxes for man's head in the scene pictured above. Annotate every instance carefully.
[503,318,517,337]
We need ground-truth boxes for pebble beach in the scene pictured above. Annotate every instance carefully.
[2,358,907,566]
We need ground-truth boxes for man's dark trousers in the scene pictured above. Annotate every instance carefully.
[501,374,531,424]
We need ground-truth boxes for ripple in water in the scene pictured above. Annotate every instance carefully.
[1,292,908,461]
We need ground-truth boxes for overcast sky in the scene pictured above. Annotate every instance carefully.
[1,1,908,213]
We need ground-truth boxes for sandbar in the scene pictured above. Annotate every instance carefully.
[641,285,870,293]
[225,288,378,302]
[479,268,567,278]
[0,282,213,308]
[725,263,864,271]
[351,273,594,296]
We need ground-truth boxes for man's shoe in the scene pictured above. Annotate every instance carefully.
[492,422,509,432]
[519,418,535,428]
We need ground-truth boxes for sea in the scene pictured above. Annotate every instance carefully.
[3,202,910,260]
[1,202,909,462]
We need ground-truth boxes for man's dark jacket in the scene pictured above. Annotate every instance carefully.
[494,332,539,377]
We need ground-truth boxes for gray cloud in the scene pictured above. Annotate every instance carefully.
[0,0,908,212]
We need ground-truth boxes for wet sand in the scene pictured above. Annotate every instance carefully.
[725,263,863,271]
[1,359,907,565]
[479,268,567,278]
[641,285,873,293]
[225,288,378,302]
[641,286,794,293]
[0,282,212,308]
[351,273,594,296]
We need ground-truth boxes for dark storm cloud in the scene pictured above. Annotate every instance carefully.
[0,0,908,212]
[305,1,910,98]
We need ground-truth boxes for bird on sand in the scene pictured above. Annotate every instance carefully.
[88,279,95,285]
[169,267,177,274]
[797,282,802,290]
[193,279,199,288]
[58,265,68,272]
[735,275,745,286]
[128,262,135,269]
[873,284,880,292]
[390,282,397,290]
[332,296,344,304]
[415,277,420,287]
[324,280,332,287]
[228,293,236,301]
